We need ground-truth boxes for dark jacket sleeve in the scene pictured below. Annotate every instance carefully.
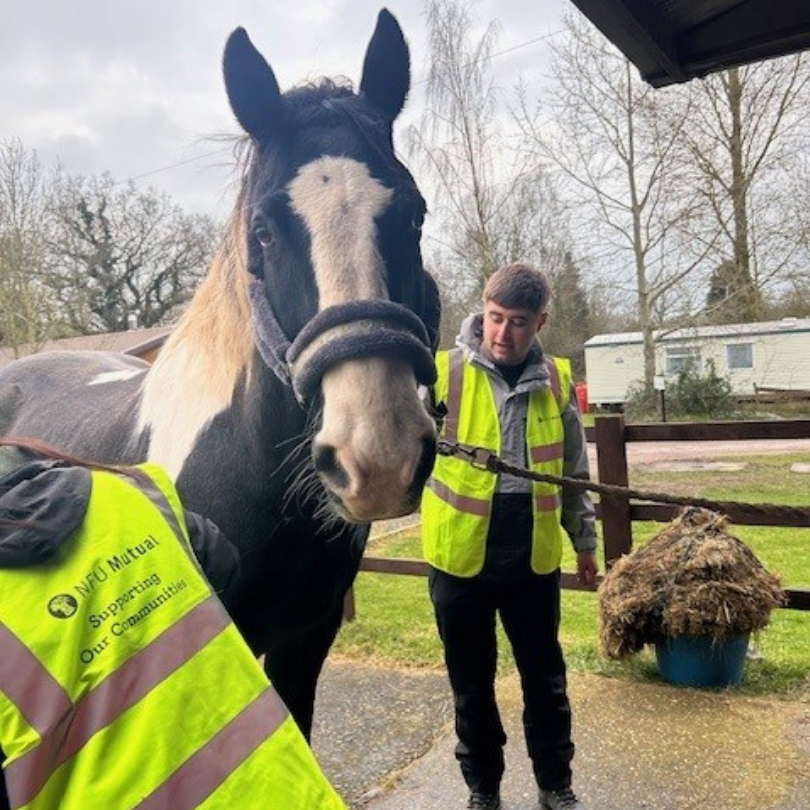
[0,746,9,810]
[184,511,241,610]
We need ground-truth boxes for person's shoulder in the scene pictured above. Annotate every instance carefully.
[134,461,175,486]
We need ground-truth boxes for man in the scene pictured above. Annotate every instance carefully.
[421,263,597,810]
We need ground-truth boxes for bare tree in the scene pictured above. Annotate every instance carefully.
[408,0,569,342]
[776,153,810,316]
[47,173,218,334]
[683,58,810,323]
[0,138,59,353]
[516,12,714,386]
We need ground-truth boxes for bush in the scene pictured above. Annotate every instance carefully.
[674,360,736,417]
[624,381,659,420]
[624,360,736,420]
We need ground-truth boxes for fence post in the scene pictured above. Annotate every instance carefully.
[594,415,632,565]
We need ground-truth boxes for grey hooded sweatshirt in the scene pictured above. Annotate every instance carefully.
[455,313,597,555]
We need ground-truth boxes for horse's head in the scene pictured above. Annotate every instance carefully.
[222,10,439,522]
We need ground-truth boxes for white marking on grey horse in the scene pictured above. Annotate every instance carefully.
[289,156,434,520]
[87,369,146,386]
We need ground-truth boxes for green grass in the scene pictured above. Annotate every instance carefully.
[333,453,810,698]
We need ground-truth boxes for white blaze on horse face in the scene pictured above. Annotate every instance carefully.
[289,156,435,520]
[288,156,390,305]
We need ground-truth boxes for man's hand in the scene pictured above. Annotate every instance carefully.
[576,552,598,587]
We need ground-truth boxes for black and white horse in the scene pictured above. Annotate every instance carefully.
[0,9,439,737]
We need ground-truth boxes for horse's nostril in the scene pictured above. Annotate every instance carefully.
[312,443,349,489]
[312,443,337,474]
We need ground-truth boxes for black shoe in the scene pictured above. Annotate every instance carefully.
[468,791,501,810]
[539,786,586,809]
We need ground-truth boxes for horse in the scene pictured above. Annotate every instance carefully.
[0,8,439,738]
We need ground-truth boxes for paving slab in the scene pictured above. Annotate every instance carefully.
[312,658,454,807]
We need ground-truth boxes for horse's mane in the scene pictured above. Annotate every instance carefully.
[136,200,255,472]
[159,197,254,373]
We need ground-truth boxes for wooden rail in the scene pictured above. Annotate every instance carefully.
[354,416,810,613]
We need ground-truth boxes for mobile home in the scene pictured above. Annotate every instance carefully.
[584,317,810,407]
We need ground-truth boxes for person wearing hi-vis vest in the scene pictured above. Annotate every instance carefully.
[421,263,598,810]
[0,438,346,810]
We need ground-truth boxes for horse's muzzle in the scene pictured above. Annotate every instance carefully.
[313,432,436,523]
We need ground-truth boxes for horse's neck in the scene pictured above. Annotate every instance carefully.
[137,249,257,479]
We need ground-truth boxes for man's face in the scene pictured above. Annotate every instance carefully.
[480,300,548,366]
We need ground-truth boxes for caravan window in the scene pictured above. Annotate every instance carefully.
[665,346,700,374]
[726,342,753,370]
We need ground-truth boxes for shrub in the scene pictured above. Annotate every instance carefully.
[624,360,736,420]
[624,380,659,420]
[671,360,736,418]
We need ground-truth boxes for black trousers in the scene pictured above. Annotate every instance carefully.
[429,496,574,795]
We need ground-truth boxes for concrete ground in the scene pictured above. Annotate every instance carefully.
[312,659,810,810]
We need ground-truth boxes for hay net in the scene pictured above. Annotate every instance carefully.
[598,507,787,660]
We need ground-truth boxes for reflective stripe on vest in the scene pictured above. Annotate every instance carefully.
[442,349,465,444]
[421,351,571,576]
[0,464,346,810]
[134,686,288,810]
[426,478,490,517]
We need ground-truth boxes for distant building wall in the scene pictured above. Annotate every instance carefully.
[0,325,174,370]
[583,341,644,404]
[584,318,810,405]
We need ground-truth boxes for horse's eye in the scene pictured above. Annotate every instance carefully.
[254,225,274,247]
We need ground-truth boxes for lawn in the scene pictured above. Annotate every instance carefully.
[332,453,810,699]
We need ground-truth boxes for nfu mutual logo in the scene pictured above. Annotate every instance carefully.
[48,593,79,619]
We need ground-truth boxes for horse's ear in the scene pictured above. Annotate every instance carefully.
[359,9,410,125]
[223,27,284,141]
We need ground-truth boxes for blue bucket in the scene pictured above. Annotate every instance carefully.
[655,634,749,688]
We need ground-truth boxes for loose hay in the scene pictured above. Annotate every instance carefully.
[598,507,786,659]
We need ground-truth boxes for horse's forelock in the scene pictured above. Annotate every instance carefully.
[284,77,356,109]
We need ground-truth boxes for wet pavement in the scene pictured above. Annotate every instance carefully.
[312,659,810,810]
[312,658,453,807]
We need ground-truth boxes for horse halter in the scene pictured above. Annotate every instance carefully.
[249,281,436,405]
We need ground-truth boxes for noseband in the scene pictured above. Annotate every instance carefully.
[249,281,436,405]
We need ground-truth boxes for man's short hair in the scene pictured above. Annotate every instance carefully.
[483,263,551,314]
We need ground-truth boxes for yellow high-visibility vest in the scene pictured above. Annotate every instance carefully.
[0,463,345,810]
[422,350,571,577]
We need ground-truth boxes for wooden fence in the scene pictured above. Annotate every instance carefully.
[350,416,810,615]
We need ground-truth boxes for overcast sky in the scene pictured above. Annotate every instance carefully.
[0,1,569,218]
